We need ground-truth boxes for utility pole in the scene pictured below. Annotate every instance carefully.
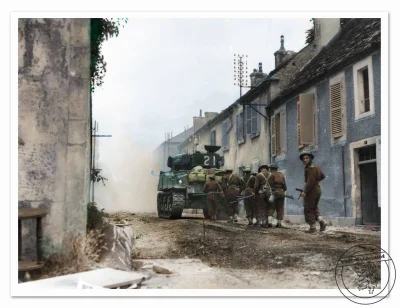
[91,120,112,203]
[233,54,251,141]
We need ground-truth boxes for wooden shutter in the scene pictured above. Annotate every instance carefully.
[299,94,314,145]
[236,114,239,141]
[222,121,227,147]
[330,81,344,138]
[251,107,257,134]
[280,110,286,153]
[297,101,301,147]
[246,106,252,135]
[376,138,381,208]
[271,115,276,157]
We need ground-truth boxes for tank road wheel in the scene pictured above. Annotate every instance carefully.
[163,196,168,216]
[170,191,185,219]
[166,196,173,218]
[157,194,163,218]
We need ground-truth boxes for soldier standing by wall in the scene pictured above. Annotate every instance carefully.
[267,164,287,228]
[254,164,271,228]
[299,151,328,233]
[222,169,241,223]
[203,174,224,220]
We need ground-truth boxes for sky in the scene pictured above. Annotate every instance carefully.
[93,18,312,150]
[92,18,313,212]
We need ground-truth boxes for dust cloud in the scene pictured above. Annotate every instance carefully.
[94,133,159,213]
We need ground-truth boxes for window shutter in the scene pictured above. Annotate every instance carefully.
[271,115,276,157]
[236,114,239,141]
[222,121,227,147]
[330,81,344,138]
[376,138,381,208]
[297,101,301,147]
[280,111,286,153]
[246,106,252,135]
[251,107,258,134]
[299,94,314,145]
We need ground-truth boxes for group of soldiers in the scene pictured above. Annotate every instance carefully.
[202,151,328,233]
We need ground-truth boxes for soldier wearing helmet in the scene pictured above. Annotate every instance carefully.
[267,164,287,228]
[254,164,272,227]
[299,151,328,233]
[241,167,258,226]
[222,169,241,223]
[203,174,223,221]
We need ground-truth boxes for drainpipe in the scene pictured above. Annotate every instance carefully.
[342,145,347,217]
[266,106,272,164]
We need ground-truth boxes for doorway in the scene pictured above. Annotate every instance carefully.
[358,146,380,224]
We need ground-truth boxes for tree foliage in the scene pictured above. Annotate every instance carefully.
[305,18,315,45]
[90,18,128,92]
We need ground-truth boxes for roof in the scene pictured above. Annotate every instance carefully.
[270,18,381,106]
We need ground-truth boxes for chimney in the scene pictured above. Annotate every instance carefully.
[274,35,286,68]
[250,63,267,87]
[314,18,341,47]
[200,109,202,117]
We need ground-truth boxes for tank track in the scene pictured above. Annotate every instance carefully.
[157,191,185,219]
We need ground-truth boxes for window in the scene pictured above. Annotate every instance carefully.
[353,56,375,120]
[236,112,244,143]
[330,81,344,138]
[271,110,286,157]
[246,105,260,136]
[297,93,316,148]
[210,130,216,146]
[222,119,229,150]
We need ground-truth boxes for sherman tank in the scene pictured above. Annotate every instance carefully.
[157,145,228,219]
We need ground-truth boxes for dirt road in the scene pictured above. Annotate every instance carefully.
[110,212,381,289]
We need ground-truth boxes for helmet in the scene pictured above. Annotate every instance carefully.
[244,167,251,172]
[209,175,216,180]
[299,151,314,161]
[258,164,269,173]
[225,169,233,173]
[269,164,278,170]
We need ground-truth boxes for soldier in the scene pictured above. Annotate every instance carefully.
[222,169,241,223]
[241,167,254,225]
[202,174,224,220]
[254,164,272,228]
[299,151,328,233]
[267,164,287,228]
[248,171,260,225]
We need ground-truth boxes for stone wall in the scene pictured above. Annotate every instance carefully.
[18,18,91,258]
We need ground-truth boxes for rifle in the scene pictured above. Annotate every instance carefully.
[230,194,255,203]
[273,191,295,200]
[295,188,304,199]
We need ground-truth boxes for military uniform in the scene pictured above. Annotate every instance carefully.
[241,168,258,225]
[222,169,241,222]
[202,176,223,220]
[254,165,272,227]
[267,164,287,227]
[300,151,328,232]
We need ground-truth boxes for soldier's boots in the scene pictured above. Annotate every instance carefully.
[307,223,317,233]
[276,220,283,228]
[211,215,217,221]
[233,214,238,222]
[247,217,253,225]
[228,216,234,223]
[255,218,262,227]
[267,216,273,228]
[261,219,268,228]
[319,220,327,232]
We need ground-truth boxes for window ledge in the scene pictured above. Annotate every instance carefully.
[237,139,245,145]
[250,133,260,139]
[274,152,287,162]
[223,146,230,152]
[355,111,375,121]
